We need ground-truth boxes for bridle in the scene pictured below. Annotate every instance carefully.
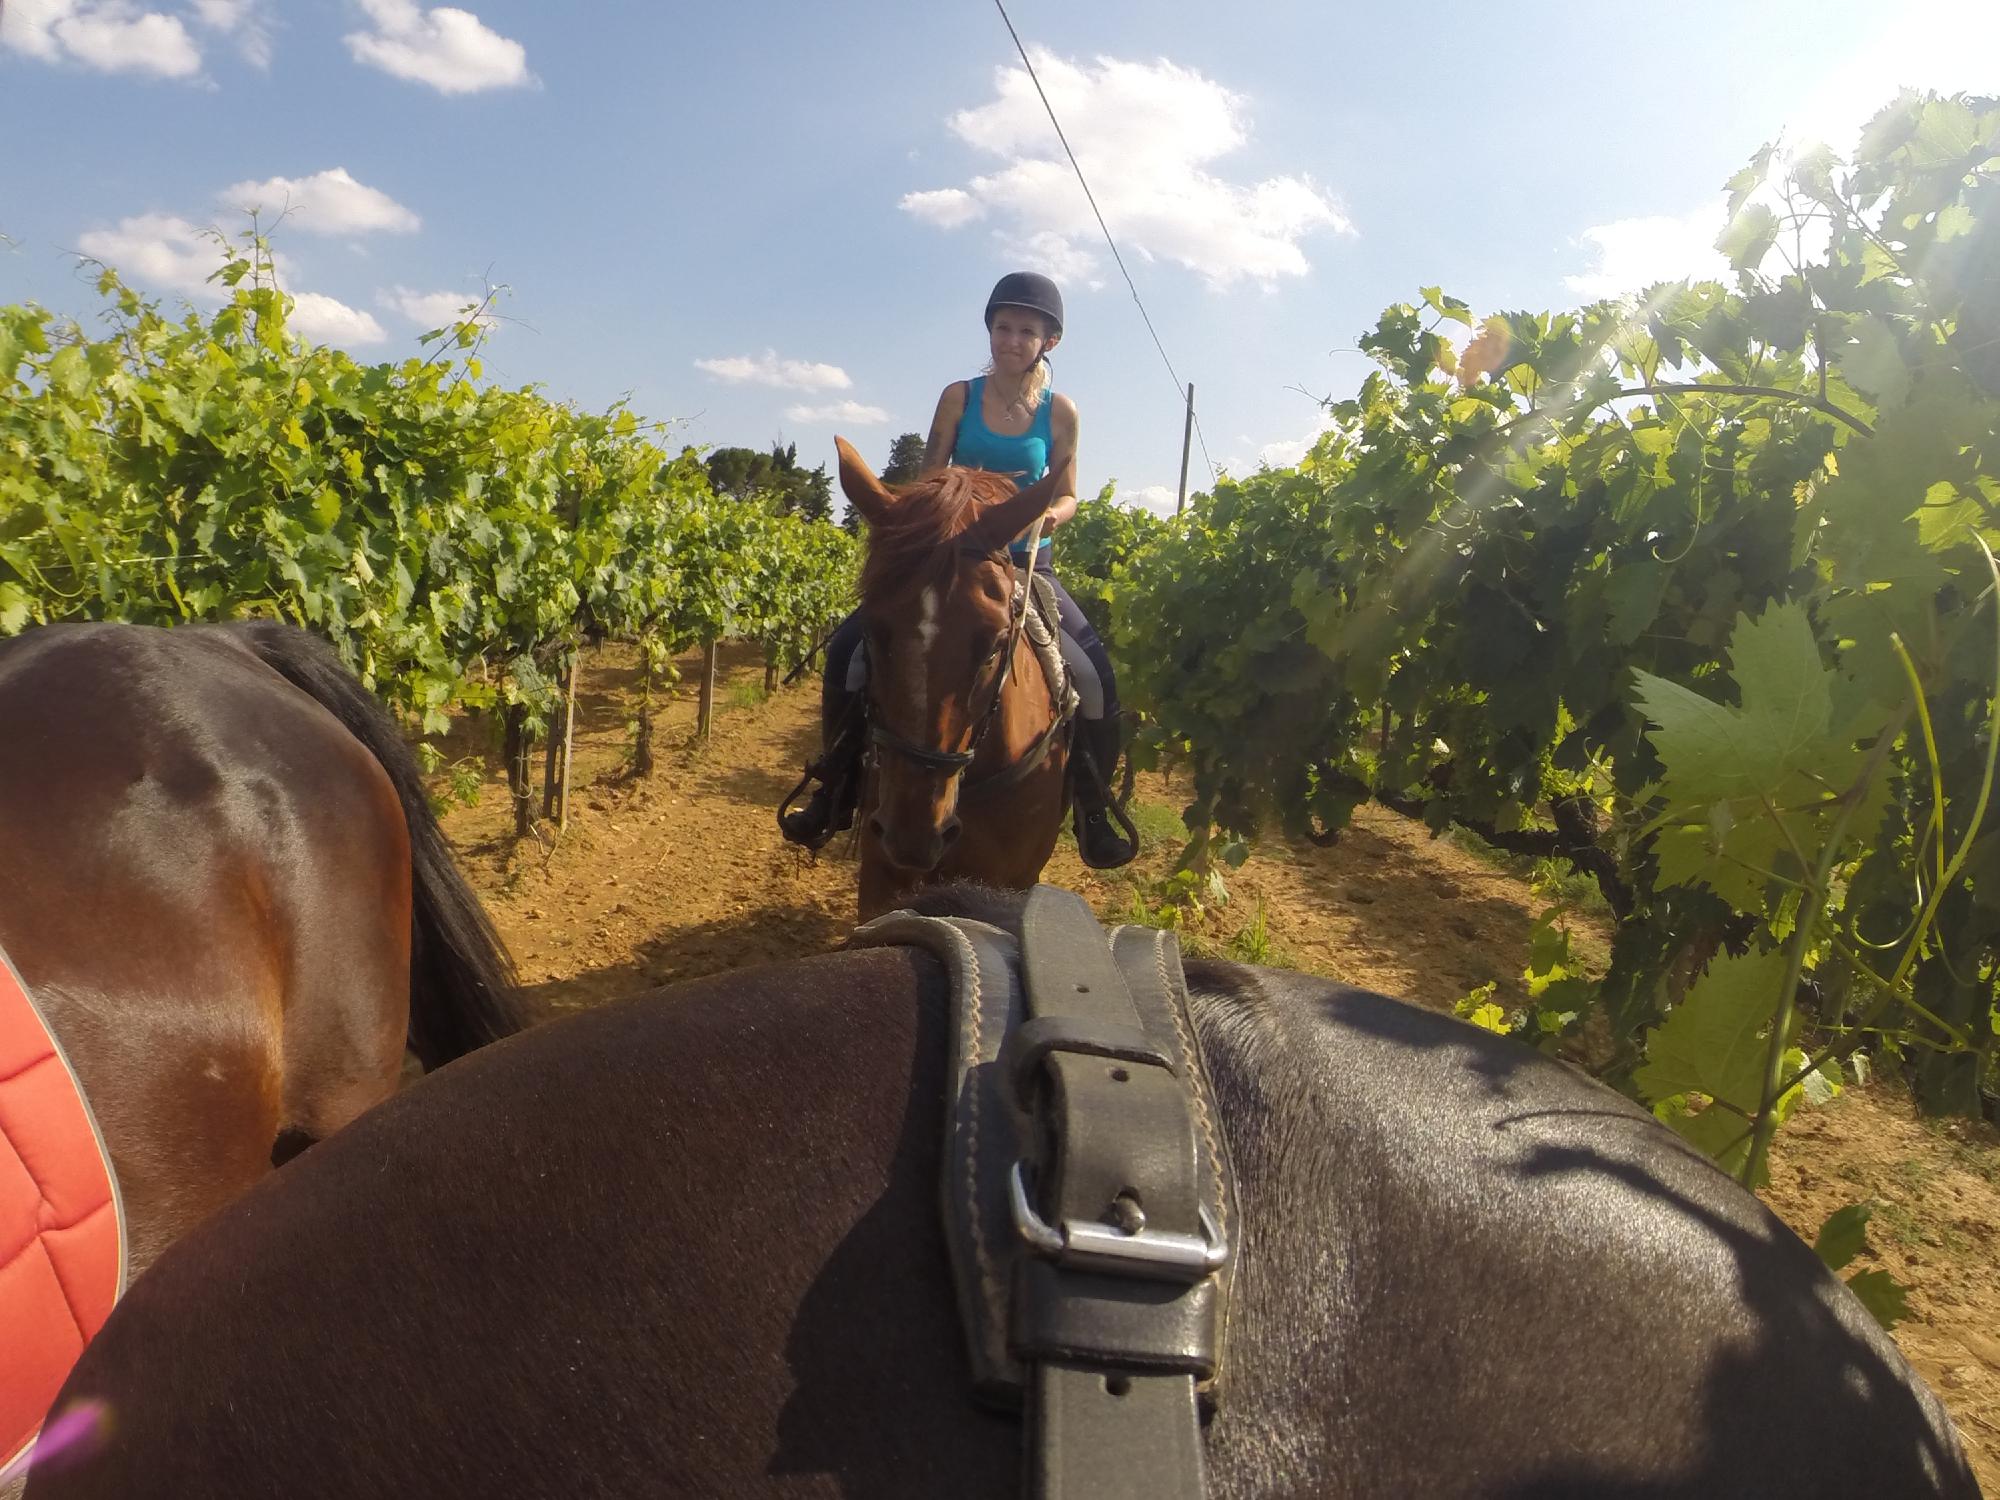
[865,519,1070,804]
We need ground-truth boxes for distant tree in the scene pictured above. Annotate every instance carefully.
[704,446,773,501]
[847,430,926,534]
[704,441,833,523]
[790,451,834,524]
[881,431,926,484]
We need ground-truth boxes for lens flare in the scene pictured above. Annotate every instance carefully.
[0,1398,113,1487]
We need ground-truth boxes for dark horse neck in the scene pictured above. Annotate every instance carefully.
[29,930,1975,1498]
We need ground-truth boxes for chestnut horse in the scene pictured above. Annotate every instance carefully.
[833,437,1073,919]
[24,884,1976,1498]
[0,620,520,1275]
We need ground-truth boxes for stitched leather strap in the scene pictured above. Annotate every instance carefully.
[1011,885,1215,1498]
[848,887,1232,1498]
[848,912,1025,1402]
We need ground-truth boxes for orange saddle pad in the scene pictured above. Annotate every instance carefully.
[0,944,125,1476]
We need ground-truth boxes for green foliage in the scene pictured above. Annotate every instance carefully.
[1813,1201,1874,1271]
[880,431,927,485]
[1844,1268,1912,1331]
[705,441,835,523]
[1100,92,2000,1173]
[1055,481,1167,650]
[0,235,857,741]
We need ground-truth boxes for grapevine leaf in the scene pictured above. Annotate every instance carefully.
[1838,318,1911,408]
[1651,814,1790,912]
[1715,204,1779,272]
[1635,947,1790,1113]
[1813,1201,1873,1272]
[1602,558,1665,645]
[1634,603,1854,809]
[0,582,31,635]
[1844,1269,1911,1331]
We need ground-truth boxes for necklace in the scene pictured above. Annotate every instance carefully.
[988,376,1032,423]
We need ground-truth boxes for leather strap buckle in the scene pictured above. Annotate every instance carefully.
[1008,1161,1229,1283]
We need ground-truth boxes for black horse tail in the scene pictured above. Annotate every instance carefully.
[223,620,525,1068]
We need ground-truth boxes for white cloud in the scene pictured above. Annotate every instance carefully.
[3,0,201,77]
[785,400,889,425]
[899,188,984,229]
[77,213,230,295]
[1564,202,1731,301]
[1122,484,1177,517]
[221,168,420,235]
[1221,408,1336,475]
[77,212,376,349]
[695,351,852,393]
[344,0,532,94]
[380,285,494,327]
[993,228,1100,287]
[904,50,1350,288]
[188,0,271,67]
[288,292,388,346]
[3,0,70,59]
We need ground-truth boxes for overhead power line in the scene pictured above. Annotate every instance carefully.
[989,0,1218,486]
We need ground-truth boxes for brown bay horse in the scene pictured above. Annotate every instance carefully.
[833,437,1073,919]
[0,620,520,1275]
[24,885,1977,1498]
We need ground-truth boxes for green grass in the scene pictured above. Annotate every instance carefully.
[725,679,769,711]
[1126,797,1189,850]
[1887,1158,1935,1195]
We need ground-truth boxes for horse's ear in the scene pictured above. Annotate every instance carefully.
[962,467,1061,552]
[834,437,898,529]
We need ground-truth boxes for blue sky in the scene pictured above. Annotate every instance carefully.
[3,0,1996,514]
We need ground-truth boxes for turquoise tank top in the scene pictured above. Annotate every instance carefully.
[953,376,1055,559]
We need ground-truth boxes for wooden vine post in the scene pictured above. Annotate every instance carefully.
[540,651,579,828]
[697,637,719,740]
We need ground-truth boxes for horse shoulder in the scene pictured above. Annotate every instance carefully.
[1180,959,1976,1498]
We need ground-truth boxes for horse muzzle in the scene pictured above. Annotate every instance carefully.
[869,811,963,873]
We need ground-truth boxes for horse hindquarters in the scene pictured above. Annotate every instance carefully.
[0,624,422,1272]
[219,622,521,1070]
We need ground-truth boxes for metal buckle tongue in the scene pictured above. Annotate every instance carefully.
[1008,1161,1228,1284]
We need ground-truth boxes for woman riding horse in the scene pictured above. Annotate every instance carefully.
[780,272,1137,870]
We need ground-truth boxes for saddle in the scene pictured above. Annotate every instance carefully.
[1021,573,1081,729]
[851,885,1236,1498]
[0,943,126,1482]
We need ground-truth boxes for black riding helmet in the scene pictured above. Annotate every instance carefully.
[984,271,1063,336]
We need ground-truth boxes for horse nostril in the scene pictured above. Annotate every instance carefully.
[868,816,887,841]
[940,819,962,848]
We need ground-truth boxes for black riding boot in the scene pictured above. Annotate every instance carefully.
[1071,714,1138,869]
[779,688,864,850]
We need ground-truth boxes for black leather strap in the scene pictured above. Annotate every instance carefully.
[847,887,1232,1499]
[1033,1364,1205,1500]
[1010,886,1217,1500]
[1109,923,1238,1405]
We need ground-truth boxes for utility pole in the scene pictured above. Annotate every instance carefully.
[1175,382,1195,516]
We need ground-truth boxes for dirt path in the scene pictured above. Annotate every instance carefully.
[437,641,1999,1490]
